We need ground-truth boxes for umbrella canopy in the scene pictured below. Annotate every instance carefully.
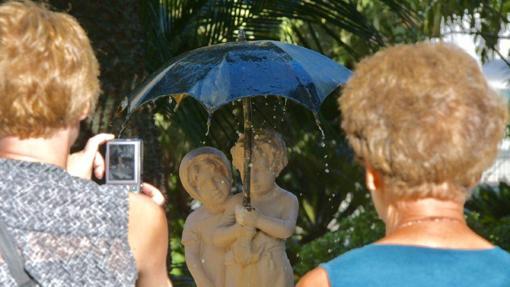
[126,40,351,114]
[124,39,352,208]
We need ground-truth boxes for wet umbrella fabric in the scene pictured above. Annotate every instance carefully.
[126,40,352,114]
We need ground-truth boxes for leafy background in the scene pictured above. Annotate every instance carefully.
[39,0,510,285]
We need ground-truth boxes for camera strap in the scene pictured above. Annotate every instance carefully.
[0,218,38,287]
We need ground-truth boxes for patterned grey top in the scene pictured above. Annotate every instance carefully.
[0,158,137,286]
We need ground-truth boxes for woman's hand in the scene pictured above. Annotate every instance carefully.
[141,182,166,207]
[67,133,114,179]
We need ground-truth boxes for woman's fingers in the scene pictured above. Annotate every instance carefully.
[93,151,105,179]
[141,182,166,206]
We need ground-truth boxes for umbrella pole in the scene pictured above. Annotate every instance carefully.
[242,97,254,210]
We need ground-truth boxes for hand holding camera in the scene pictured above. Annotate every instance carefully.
[67,134,165,206]
[67,133,115,180]
[105,139,143,193]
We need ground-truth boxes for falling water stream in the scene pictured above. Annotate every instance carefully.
[205,115,212,137]
[313,113,330,174]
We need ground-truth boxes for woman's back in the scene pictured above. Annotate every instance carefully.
[0,158,137,286]
[322,244,510,287]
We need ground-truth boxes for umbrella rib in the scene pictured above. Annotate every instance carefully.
[272,43,320,111]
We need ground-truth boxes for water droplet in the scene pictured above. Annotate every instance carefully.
[320,142,326,148]
[205,115,212,137]
[325,169,330,173]
[313,114,326,142]
[120,97,128,110]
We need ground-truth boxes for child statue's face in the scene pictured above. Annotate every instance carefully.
[241,147,276,195]
[195,161,231,206]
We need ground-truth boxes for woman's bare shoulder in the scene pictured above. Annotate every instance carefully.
[296,267,330,287]
[128,192,168,250]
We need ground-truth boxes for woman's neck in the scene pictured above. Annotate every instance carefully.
[378,197,493,249]
[0,130,74,168]
[385,198,465,234]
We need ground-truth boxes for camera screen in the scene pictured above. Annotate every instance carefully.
[108,144,135,181]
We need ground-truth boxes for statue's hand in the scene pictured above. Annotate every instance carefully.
[236,225,256,239]
[235,205,259,227]
[232,228,262,267]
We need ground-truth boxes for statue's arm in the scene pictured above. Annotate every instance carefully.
[213,209,241,248]
[184,244,215,287]
[254,194,298,239]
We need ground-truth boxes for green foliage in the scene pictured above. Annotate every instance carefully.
[292,207,385,277]
[466,183,510,251]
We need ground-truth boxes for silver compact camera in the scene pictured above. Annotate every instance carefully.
[105,139,143,192]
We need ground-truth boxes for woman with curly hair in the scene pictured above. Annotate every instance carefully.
[298,42,510,287]
[0,1,171,286]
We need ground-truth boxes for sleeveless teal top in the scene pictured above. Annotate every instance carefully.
[321,244,510,287]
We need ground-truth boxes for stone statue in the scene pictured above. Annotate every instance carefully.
[179,147,233,287]
[180,147,260,287]
[216,129,299,287]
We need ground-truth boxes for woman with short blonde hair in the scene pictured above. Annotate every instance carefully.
[0,1,171,286]
[0,0,100,139]
[298,42,510,287]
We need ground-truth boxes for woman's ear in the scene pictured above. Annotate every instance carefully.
[365,162,382,192]
[79,102,91,121]
[365,162,388,222]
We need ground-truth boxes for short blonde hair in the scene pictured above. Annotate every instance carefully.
[340,42,508,202]
[0,0,100,138]
[231,129,288,176]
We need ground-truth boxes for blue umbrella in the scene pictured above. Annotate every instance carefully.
[124,35,351,207]
[126,40,351,114]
